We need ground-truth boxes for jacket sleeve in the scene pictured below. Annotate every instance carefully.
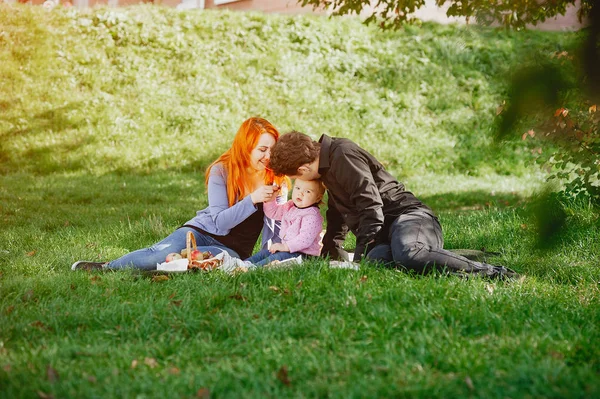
[321,195,350,261]
[330,152,384,262]
[263,200,293,221]
[283,211,324,254]
[206,164,258,232]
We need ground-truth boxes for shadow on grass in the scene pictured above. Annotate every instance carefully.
[0,171,550,236]
[0,102,100,173]
[0,103,87,139]
[0,171,205,231]
[0,102,223,175]
[420,190,528,212]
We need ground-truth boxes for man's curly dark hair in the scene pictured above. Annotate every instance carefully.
[269,131,320,176]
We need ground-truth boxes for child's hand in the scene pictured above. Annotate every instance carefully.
[269,242,289,253]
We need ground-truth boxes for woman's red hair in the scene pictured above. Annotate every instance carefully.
[206,117,287,206]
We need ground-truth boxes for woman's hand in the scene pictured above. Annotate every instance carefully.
[269,242,289,254]
[250,185,279,204]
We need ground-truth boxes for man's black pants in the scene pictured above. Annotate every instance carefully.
[366,210,505,277]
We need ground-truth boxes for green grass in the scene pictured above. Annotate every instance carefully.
[1,172,599,398]
[1,4,599,398]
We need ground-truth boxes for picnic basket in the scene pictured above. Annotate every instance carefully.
[186,231,223,271]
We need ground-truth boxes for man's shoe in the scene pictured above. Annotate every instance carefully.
[502,267,522,281]
[71,261,105,271]
[490,266,521,281]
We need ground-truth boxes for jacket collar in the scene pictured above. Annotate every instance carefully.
[318,134,332,175]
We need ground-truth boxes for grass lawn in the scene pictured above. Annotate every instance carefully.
[1,4,599,398]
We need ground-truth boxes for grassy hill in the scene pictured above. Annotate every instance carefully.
[0,4,581,177]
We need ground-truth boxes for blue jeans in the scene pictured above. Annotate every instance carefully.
[245,249,302,267]
[366,210,501,276]
[105,227,239,271]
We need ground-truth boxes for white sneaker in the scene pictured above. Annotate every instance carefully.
[265,255,303,269]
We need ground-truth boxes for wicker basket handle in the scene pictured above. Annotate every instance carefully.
[186,231,197,263]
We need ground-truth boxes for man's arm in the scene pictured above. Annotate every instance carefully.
[321,195,350,261]
[331,152,385,262]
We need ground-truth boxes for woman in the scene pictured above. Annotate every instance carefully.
[71,117,288,271]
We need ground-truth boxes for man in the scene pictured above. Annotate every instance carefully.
[268,131,518,279]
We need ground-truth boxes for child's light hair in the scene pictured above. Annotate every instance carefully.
[295,178,326,206]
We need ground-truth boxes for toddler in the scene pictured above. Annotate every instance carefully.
[243,178,325,268]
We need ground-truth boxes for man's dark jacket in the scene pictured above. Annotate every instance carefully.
[317,134,433,261]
